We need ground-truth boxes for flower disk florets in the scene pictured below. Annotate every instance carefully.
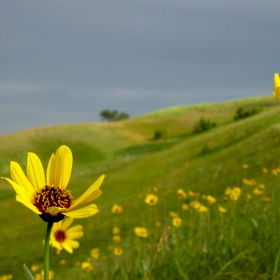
[54,230,67,242]
[33,185,73,222]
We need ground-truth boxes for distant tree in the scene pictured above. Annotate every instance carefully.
[100,109,129,122]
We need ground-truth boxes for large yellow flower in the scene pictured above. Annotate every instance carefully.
[50,217,83,254]
[1,145,104,222]
[273,73,280,100]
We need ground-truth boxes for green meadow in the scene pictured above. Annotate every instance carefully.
[2,95,280,279]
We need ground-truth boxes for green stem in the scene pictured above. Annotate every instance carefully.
[44,221,54,280]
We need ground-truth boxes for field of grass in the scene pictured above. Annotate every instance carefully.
[1,95,280,279]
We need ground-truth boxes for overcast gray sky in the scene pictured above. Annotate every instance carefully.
[1,0,279,135]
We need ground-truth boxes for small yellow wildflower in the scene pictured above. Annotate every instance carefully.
[114,247,123,256]
[202,195,216,205]
[0,275,12,280]
[253,188,263,196]
[35,271,54,280]
[273,73,280,100]
[81,262,93,272]
[247,194,252,200]
[134,227,148,238]
[1,145,104,222]
[156,221,161,226]
[50,217,83,254]
[145,194,158,206]
[188,190,199,197]
[197,205,208,213]
[169,211,179,217]
[218,206,226,213]
[242,178,256,186]
[242,164,249,169]
[225,187,241,200]
[262,168,268,173]
[258,184,265,189]
[272,169,279,175]
[112,227,121,235]
[148,187,158,193]
[172,217,182,227]
[111,204,123,214]
[113,235,121,244]
[177,189,187,199]
[90,248,100,260]
[262,197,270,202]
[31,265,39,272]
[182,203,189,211]
[59,259,67,265]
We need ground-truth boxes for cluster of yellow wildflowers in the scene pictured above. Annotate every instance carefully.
[202,195,216,205]
[177,189,187,199]
[224,187,241,200]
[189,201,208,212]
[134,227,148,238]
[0,275,12,280]
[111,204,123,214]
[253,184,265,197]
[242,178,256,186]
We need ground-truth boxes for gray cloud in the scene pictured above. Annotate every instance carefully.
[0,0,279,135]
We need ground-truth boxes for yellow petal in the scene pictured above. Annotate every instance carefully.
[45,206,67,215]
[67,225,83,233]
[274,73,280,88]
[61,241,73,253]
[67,230,84,239]
[273,86,280,100]
[61,218,74,231]
[47,146,72,189]
[64,204,99,219]
[27,152,45,191]
[16,195,42,214]
[69,175,104,210]
[10,161,35,193]
[67,239,79,249]
[2,177,33,200]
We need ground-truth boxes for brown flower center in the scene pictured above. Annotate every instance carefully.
[54,229,66,242]
[33,185,73,222]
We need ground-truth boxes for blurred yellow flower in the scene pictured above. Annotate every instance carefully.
[202,195,216,205]
[59,259,67,265]
[111,204,123,214]
[242,164,249,169]
[242,178,256,186]
[35,271,54,280]
[134,227,148,238]
[247,194,252,200]
[1,145,104,222]
[197,205,208,213]
[145,194,158,206]
[114,247,123,256]
[81,262,93,272]
[272,169,279,175]
[225,187,241,200]
[177,189,187,199]
[253,188,263,196]
[262,197,270,202]
[188,190,199,197]
[169,211,179,217]
[0,275,12,280]
[262,168,268,173]
[112,227,121,235]
[148,187,158,193]
[90,248,100,260]
[156,221,161,226]
[50,217,83,254]
[218,206,226,213]
[273,73,280,100]
[172,217,182,227]
[182,203,189,211]
[113,235,121,244]
[31,265,39,272]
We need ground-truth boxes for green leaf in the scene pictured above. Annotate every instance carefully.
[23,264,35,280]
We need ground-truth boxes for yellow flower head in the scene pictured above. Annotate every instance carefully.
[148,187,158,193]
[31,265,39,272]
[273,73,280,100]
[0,275,13,280]
[202,195,216,205]
[218,206,226,213]
[50,217,83,254]
[242,164,249,169]
[113,235,121,244]
[177,189,187,199]
[35,271,54,280]
[59,259,67,265]
[134,227,148,238]
[262,168,268,173]
[81,262,93,272]
[113,247,123,256]
[90,248,100,260]
[112,227,121,235]
[145,194,158,206]
[111,204,123,214]
[172,217,182,227]
[182,203,189,211]
[188,190,199,197]
[253,188,263,196]
[1,145,104,222]
[169,211,179,217]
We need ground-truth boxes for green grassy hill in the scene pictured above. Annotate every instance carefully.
[1,95,280,279]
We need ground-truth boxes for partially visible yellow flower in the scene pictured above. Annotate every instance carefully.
[134,227,148,238]
[156,221,161,226]
[148,187,158,193]
[242,178,256,186]
[182,203,189,211]
[172,217,182,227]
[145,194,158,206]
[247,194,252,200]
[273,73,280,100]
[1,145,104,222]
[60,259,67,265]
[262,197,270,202]
[242,164,249,169]
[31,265,39,272]
[258,184,265,189]
[81,262,93,272]
[196,205,208,213]
[169,211,179,217]
[253,188,263,196]
[218,206,226,213]
[50,217,83,254]
[113,235,121,244]
[90,248,100,260]
[177,189,187,199]
[35,271,54,280]
[272,169,279,175]
[188,190,199,197]
[114,247,123,256]
[0,275,12,280]
[112,227,121,235]
[262,168,268,173]
[202,195,216,205]
[111,204,123,214]
[225,187,241,200]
